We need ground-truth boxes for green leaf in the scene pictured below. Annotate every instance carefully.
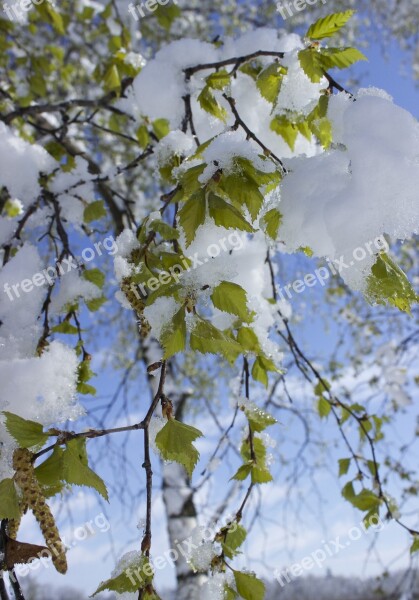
[211,281,251,323]
[206,69,231,90]
[250,464,273,484]
[178,191,206,246]
[35,446,65,497]
[36,2,65,34]
[208,193,254,232]
[410,537,419,555]
[316,396,331,419]
[231,462,253,482]
[261,208,282,240]
[240,437,273,484]
[150,220,180,240]
[251,355,278,388]
[225,585,239,600]
[366,253,418,314]
[320,47,368,70]
[155,419,203,477]
[350,489,381,511]
[235,157,281,187]
[155,3,181,29]
[239,62,263,81]
[256,62,284,104]
[341,481,355,501]
[270,116,299,150]
[160,306,186,359]
[298,48,325,83]
[221,174,264,220]
[136,125,150,148]
[3,412,49,449]
[86,296,107,312]
[77,382,97,395]
[52,321,79,335]
[233,570,265,600]
[92,555,153,596]
[221,525,247,559]
[103,64,121,93]
[237,327,260,353]
[152,119,170,140]
[83,269,105,289]
[4,199,22,218]
[84,200,107,223]
[306,10,355,40]
[190,318,242,364]
[62,438,108,500]
[176,164,206,201]
[77,359,96,395]
[0,478,21,520]
[338,458,351,477]
[198,86,227,122]
[243,404,276,433]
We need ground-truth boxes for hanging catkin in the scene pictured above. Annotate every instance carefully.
[7,512,23,539]
[121,277,151,337]
[12,448,67,574]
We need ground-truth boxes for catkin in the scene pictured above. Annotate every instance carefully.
[12,448,67,574]
[7,516,21,539]
[7,504,27,540]
[121,278,151,337]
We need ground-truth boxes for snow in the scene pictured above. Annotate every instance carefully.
[200,572,232,600]
[0,341,82,480]
[50,157,97,224]
[199,130,276,184]
[0,122,56,206]
[0,244,46,358]
[149,415,166,455]
[115,229,140,258]
[50,271,102,314]
[188,537,215,572]
[222,28,301,57]
[133,39,218,127]
[279,90,419,289]
[275,50,328,117]
[156,130,194,165]
[0,219,16,247]
[143,296,180,339]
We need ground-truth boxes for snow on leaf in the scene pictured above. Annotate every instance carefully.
[91,554,153,596]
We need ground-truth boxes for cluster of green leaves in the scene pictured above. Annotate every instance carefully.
[122,151,283,385]
[92,554,160,599]
[341,481,382,528]
[0,412,108,521]
[231,404,276,484]
[208,522,266,599]
[299,10,367,82]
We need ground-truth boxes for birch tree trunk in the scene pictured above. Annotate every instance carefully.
[143,340,204,599]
